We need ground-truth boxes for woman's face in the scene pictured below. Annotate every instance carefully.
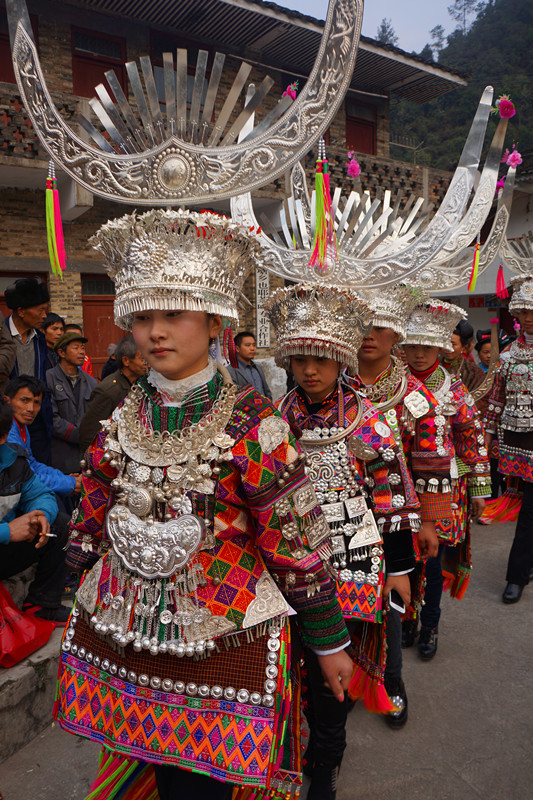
[132,310,222,380]
[478,341,492,367]
[403,344,441,373]
[358,326,399,365]
[446,333,463,359]
[518,309,533,336]
[290,355,340,403]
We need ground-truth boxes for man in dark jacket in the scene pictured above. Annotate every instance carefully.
[4,277,53,463]
[79,335,146,454]
[0,402,69,624]
[46,331,97,474]
[0,310,16,393]
[227,331,272,400]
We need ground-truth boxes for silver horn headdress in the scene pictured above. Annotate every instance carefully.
[6,0,363,205]
[501,231,533,313]
[232,87,516,292]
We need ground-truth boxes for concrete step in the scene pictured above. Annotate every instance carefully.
[0,627,64,763]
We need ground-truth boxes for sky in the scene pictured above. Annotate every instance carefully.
[282,0,454,54]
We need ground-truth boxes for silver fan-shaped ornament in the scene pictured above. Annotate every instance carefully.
[6,0,363,205]
[502,230,533,276]
[232,86,516,291]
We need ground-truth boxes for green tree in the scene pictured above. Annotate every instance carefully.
[430,24,446,59]
[390,0,533,171]
[376,18,399,46]
[448,0,486,33]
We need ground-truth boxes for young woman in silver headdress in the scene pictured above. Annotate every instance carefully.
[485,276,533,604]
[55,210,353,800]
[350,285,452,728]
[402,300,491,658]
[266,284,418,799]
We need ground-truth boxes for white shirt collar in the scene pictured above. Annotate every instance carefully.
[146,358,217,406]
[8,315,37,342]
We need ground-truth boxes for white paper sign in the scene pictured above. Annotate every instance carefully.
[256,269,270,349]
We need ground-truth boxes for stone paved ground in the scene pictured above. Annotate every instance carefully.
[0,520,531,800]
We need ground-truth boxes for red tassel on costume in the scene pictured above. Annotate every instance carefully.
[348,666,396,714]
[479,491,522,525]
[223,326,239,368]
[496,264,509,299]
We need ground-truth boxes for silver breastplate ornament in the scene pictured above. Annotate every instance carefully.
[501,345,533,432]
[298,406,383,587]
[77,382,240,658]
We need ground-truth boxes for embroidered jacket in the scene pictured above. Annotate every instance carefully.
[67,374,348,651]
[349,362,453,522]
[278,384,418,622]
[485,337,533,483]
[56,374,350,792]
[410,363,491,542]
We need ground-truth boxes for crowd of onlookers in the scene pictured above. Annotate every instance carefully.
[0,276,512,635]
[0,277,147,626]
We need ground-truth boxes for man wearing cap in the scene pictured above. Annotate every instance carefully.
[4,277,53,463]
[46,331,97,475]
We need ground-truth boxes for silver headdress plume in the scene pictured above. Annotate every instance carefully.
[403,300,466,350]
[232,88,516,291]
[501,231,533,312]
[6,0,363,205]
[264,284,372,372]
[91,210,270,330]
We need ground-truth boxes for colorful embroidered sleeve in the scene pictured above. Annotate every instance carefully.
[484,355,508,434]
[350,399,418,574]
[400,379,453,521]
[230,397,349,653]
[66,429,116,572]
[450,379,491,497]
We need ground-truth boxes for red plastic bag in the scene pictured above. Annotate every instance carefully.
[0,583,55,668]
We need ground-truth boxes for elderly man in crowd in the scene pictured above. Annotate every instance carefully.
[46,331,97,478]
[4,277,53,463]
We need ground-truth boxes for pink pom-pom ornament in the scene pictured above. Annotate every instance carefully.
[345,151,361,178]
[497,96,516,119]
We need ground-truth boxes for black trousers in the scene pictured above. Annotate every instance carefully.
[490,457,505,500]
[303,619,358,769]
[304,647,350,769]
[384,607,402,682]
[153,765,233,800]
[0,511,69,608]
[506,479,533,585]
[420,544,445,630]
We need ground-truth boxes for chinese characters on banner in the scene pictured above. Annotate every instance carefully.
[255,269,271,349]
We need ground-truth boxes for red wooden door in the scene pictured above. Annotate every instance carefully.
[81,296,123,378]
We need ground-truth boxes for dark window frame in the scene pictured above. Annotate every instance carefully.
[71,25,126,98]
[345,98,377,156]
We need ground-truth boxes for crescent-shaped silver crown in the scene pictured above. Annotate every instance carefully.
[6,0,363,205]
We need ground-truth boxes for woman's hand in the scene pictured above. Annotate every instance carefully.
[383,573,411,609]
[417,521,439,559]
[317,650,354,702]
[470,497,485,519]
